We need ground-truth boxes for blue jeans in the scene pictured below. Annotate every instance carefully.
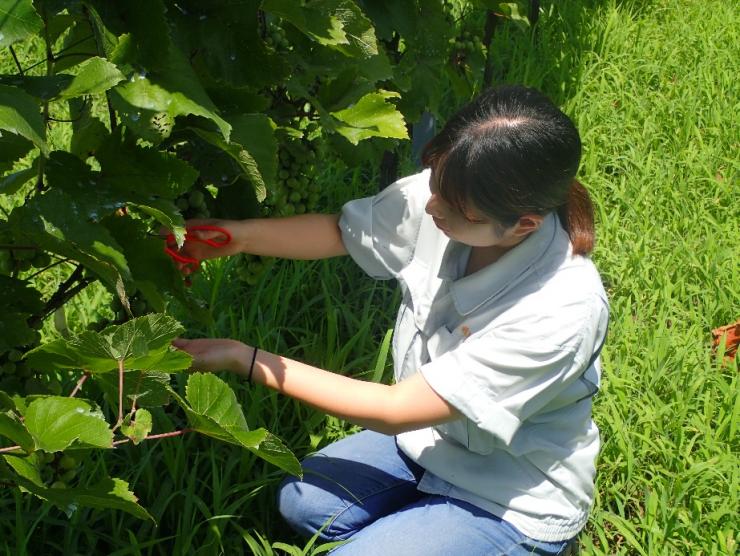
[276,430,575,555]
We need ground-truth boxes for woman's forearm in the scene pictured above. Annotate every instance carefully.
[231,346,458,436]
[233,214,348,260]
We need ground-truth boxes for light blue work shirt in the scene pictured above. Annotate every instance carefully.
[339,169,609,542]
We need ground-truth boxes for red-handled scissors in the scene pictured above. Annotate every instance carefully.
[164,225,232,277]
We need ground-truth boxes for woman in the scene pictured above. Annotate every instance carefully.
[172,85,609,555]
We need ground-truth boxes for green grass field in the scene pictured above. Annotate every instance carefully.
[2,0,738,554]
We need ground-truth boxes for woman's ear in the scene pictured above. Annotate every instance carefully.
[512,214,544,237]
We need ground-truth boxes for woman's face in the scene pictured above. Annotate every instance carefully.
[425,172,516,248]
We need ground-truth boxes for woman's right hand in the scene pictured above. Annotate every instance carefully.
[166,218,246,275]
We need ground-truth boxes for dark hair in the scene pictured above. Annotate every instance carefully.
[421,85,595,255]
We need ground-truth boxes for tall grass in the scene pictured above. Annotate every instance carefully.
[2,0,737,554]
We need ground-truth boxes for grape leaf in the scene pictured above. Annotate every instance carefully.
[168,0,289,89]
[121,408,152,445]
[111,46,231,141]
[176,373,301,476]
[96,133,197,199]
[2,459,154,521]
[263,0,347,46]
[0,131,32,173]
[228,113,278,191]
[24,396,113,452]
[0,84,48,155]
[57,57,126,99]
[191,128,267,201]
[25,314,191,374]
[0,276,44,314]
[0,410,34,451]
[0,164,36,195]
[0,0,43,47]
[330,90,408,144]
[0,74,72,100]
[96,370,171,409]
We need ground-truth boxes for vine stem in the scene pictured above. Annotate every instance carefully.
[69,372,90,397]
[0,445,23,454]
[112,428,193,447]
[117,359,124,426]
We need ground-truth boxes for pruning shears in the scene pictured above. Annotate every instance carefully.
[164,225,232,280]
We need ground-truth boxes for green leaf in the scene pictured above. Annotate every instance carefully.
[24,396,113,451]
[228,113,278,190]
[246,431,302,477]
[191,128,267,201]
[0,74,72,100]
[3,462,154,521]
[121,408,152,445]
[0,277,43,352]
[57,57,126,100]
[96,134,197,199]
[179,373,301,475]
[0,164,36,195]
[96,370,171,409]
[263,0,347,46]
[185,372,249,431]
[168,0,289,89]
[103,216,208,321]
[0,410,34,451]
[0,0,43,47]
[25,315,191,374]
[330,90,408,144]
[0,131,32,173]
[105,0,170,72]
[111,46,231,141]
[0,84,48,155]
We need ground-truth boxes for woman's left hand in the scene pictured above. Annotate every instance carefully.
[172,338,251,375]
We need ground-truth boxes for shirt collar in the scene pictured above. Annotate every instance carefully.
[446,212,560,315]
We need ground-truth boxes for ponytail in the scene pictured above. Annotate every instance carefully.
[557,180,595,256]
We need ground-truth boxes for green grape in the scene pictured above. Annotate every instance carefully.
[1,361,16,374]
[59,469,77,482]
[294,203,306,215]
[189,190,205,207]
[32,252,51,268]
[7,349,22,362]
[176,198,190,211]
[59,454,78,470]
[16,363,32,378]
[50,481,67,489]
[0,250,13,274]
[16,259,32,272]
[39,451,55,464]
[289,191,302,203]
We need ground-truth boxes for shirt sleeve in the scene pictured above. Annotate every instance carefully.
[338,170,431,280]
[420,302,608,446]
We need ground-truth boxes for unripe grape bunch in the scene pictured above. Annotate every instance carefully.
[264,139,321,218]
[175,185,211,220]
[38,451,83,489]
[449,30,485,63]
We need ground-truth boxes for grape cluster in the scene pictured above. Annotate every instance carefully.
[86,291,152,332]
[39,451,82,489]
[0,342,64,396]
[449,30,485,62]
[0,248,52,276]
[235,253,274,286]
[264,23,291,52]
[175,185,211,219]
[263,139,321,218]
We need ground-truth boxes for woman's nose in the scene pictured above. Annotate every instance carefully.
[425,194,442,217]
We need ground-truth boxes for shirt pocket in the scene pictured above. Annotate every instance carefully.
[426,325,499,456]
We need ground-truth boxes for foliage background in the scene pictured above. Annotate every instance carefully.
[1,0,738,554]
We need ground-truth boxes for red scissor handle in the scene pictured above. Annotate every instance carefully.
[164,225,232,276]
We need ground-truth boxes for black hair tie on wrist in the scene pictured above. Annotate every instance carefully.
[247,347,258,383]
